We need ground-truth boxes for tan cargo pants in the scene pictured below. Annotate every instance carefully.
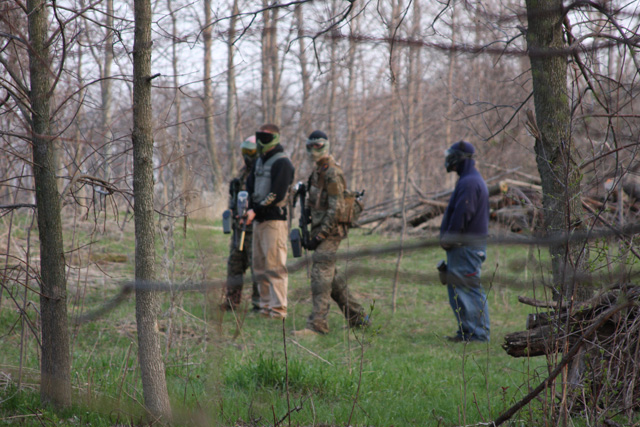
[252,220,289,315]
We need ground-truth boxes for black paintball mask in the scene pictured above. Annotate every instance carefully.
[255,131,280,153]
[444,147,474,173]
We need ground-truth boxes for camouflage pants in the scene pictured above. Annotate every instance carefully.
[225,229,259,308]
[307,238,364,334]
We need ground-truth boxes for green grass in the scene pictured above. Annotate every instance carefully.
[0,213,636,426]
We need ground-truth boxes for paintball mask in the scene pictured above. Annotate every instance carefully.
[256,131,280,153]
[306,130,330,163]
[241,136,257,168]
[444,143,475,173]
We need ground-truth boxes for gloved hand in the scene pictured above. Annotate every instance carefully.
[306,235,323,251]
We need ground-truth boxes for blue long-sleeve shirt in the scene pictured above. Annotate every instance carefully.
[440,158,489,244]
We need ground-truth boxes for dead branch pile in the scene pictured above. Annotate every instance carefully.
[357,175,544,233]
[357,172,640,235]
[503,285,640,415]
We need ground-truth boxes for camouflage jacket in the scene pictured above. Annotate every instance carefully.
[306,155,347,239]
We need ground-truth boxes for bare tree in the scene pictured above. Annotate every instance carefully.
[260,0,282,125]
[203,0,222,194]
[27,0,72,408]
[525,0,589,302]
[346,10,362,191]
[226,0,240,176]
[132,0,172,419]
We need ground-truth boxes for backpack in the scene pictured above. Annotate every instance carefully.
[337,189,365,228]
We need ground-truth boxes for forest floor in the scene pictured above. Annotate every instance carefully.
[0,209,636,426]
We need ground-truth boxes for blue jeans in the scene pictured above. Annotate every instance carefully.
[446,246,490,342]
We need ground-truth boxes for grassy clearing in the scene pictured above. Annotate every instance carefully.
[0,212,625,425]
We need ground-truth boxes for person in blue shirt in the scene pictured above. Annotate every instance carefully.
[439,140,490,342]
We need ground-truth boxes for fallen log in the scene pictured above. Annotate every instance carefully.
[503,286,640,358]
[502,325,559,357]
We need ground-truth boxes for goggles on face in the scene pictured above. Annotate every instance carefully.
[256,131,276,145]
[306,141,325,150]
[242,147,257,157]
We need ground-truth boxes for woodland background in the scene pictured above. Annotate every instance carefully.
[1,0,640,425]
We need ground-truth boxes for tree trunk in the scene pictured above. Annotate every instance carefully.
[27,0,71,408]
[346,12,360,190]
[270,6,282,125]
[132,0,172,419]
[100,0,114,182]
[226,0,239,176]
[388,0,402,199]
[168,0,188,225]
[203,0,222,194]
[261,0,272,123]
[525,0,589,302]
[445,3,457,189]
[293,4,311,168]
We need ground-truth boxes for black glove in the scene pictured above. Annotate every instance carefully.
[306,235,323,251]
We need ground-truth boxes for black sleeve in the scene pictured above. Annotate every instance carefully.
[266,158,295,206]
[246,165,256,210]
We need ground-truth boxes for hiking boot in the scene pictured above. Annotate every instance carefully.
[260,308,287,319]
[445,335,465,343]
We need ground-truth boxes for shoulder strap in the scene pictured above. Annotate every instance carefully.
[263,151,287,168]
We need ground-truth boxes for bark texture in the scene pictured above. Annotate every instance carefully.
[226,0,239,176]
[132,0,172,419]
[203,0,222,193]
[526,0,589,301]
[28,0,72,407]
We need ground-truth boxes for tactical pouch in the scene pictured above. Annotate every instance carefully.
[337,190,364,227]
[222,210,232,234]
[437,260,448,285]
[290,228,302,258]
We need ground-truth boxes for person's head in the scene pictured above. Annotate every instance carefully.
[255,124,280,154]
[240,135,257,168]
[444,140,475,174]
[306,130,330,163]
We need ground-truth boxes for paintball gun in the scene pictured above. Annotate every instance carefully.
[236,191,249,251]
[222,178,242,234]
[290,181,310,258]
[222,210,232,234]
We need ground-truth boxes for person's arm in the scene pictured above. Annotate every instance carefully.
[315,168,344,239]
[440,181,478,247]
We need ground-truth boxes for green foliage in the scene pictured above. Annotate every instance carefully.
[225,352,342,397]
[2,217,639,425]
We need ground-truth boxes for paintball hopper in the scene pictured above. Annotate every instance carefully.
[222,210,232,234]
[290,228,302,258]
[437,260,448,285]
[236,191,249,214]
[236,191,249,251]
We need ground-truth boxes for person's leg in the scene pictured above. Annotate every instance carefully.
[306,239,337,333]
[261,220,289,317]
[447,284,464,339]
[252,222,271,311]
[326,239,366,327]
[448,284,490,341]
[446,245,490,341]
[224,230,245,308]
[243,231,260,310]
